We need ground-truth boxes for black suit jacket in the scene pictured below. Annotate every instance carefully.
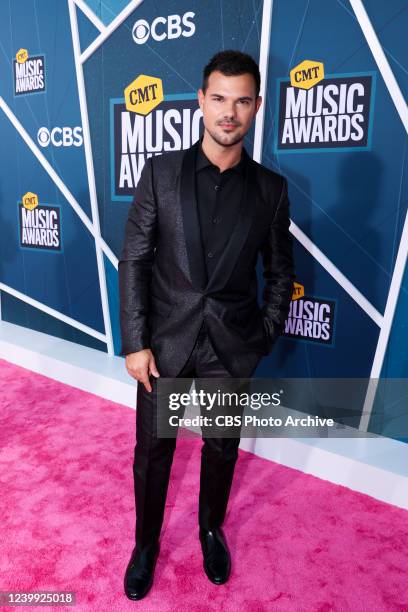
[119,140,295,377]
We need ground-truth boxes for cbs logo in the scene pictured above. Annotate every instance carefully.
[37,127,83,148]
[132,12,195,45]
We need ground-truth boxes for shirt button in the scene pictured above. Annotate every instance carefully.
[207,251,214,258]
[212,216,221,224]
[214,185,220,191]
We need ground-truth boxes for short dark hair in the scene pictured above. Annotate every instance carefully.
[202,50,261,98]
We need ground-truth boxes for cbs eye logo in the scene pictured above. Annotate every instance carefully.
[37,126,83,148]
[132,12,195,45]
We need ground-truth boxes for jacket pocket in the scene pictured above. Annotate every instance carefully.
[261,314,278,355]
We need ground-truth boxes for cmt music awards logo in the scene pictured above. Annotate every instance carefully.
[283,282,336,345]
[275,60,376,152]
[111,74,203,200]
[18,192,62,252]
[13,48,46,96]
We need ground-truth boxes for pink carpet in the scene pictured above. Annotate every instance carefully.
[1,357,408,611]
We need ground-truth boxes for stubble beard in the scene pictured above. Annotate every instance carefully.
[205,125,245,148]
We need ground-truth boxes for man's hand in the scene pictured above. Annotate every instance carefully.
[125,349,160,393]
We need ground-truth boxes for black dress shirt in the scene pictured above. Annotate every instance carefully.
[195,139,246,282]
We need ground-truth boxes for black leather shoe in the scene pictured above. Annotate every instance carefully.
[199,527,231,585]
[124,543,160,600]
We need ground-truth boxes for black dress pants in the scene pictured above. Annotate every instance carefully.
[132,322,260,552]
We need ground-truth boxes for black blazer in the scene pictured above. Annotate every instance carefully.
[119,139,295,377]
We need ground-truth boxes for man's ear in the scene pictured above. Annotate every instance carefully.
[255,95,263,114]
[197,88,205,110]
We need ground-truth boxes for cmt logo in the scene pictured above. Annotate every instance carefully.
[290,60,324,90]
[124,75,163,115]
[37,126,83,148]
[132,12,195,45]
[292,281,305,300]
[22,191,38,210]
[16,48,28,63]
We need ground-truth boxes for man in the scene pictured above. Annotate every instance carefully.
[119,50,295,600]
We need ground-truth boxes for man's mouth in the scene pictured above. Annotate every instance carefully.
[219,123,237,129]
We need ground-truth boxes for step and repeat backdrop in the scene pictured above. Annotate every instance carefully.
[0,1,407,438]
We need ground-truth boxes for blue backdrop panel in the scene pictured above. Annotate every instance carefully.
[264,1,407,312]
[0,0,93,218]
[256,239,379,378]
[0,109,105,333]
[77,4,102,52]
[261,0,408,385]
[84,0,131,25]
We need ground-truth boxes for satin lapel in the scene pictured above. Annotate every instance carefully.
[179,141,208,292]
[206,151,256,294]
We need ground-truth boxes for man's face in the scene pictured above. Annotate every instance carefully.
[198,70,262,147]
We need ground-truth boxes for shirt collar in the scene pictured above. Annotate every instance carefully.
[196,136,246,174]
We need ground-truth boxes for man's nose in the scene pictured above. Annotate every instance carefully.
[223,102,236,119]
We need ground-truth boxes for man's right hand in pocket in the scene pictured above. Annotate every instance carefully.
[125,349,160,393]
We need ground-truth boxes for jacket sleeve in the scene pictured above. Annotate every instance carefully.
[260,176,295,354]
[118,157,157,356]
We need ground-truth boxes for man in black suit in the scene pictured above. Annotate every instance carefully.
[119,50,295,600]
